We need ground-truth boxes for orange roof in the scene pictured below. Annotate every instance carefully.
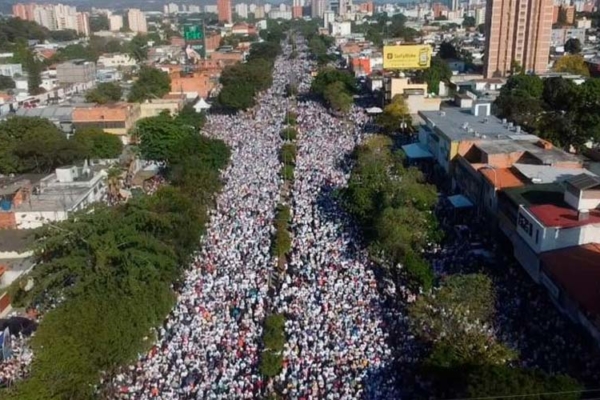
[73,103,131,122]
[541,243,600,317]
[480,167,527,189]
[37,49,56,59]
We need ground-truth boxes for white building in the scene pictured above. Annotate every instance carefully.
[109,14,123,31]
[128,9,148,34]
[0,64,23,78]
[97,53,137,68]
[165,3,179,14]
[235,3,249,19]
[323,10,335,28]
[329,21,351,36]
[189,5,201,13]
[204,5,218,13]
[268,10,292,19]
[0,163,110,230]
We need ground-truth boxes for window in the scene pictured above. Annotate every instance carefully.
[535,229,539,244]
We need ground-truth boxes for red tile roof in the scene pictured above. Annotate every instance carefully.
[529,204,600,228]
[541,243,600,316]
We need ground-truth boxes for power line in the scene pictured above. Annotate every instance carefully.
[445,387,600,400]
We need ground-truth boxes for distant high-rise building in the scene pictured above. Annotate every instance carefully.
[218,0,233,23]
[109,14,123,31]
[165,3,179,14]
[204,5,218,13]
[264,3,272,13]
[12,3,36,20]
[128,8,148,33]
[76,12,90,36]
[323,10,335,27]
[312,0,326,18]
[484,0,553,77]
[235,3,249,18]
[254,5,266,18]
[189,5,201,13]
[13,3,91,36]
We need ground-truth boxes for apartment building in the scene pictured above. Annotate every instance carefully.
[12,3,90,36]
[484,0,553,77]
[128,9,147,34]
[72,103,141,144]
[218,0,233,23]
[56,60,96,85]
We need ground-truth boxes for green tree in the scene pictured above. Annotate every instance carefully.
[72,127,123,159]
[377,94,412,134]
[462,15,476,28]
[324,81,353,113]
[175,103,207,131]
[564,37,582,54]
[438,41,458,60]
[48,29,79,42]
[415,56,452,95]
[0,75,15,90]
[85,82,123,104]
[54,43,98,62]
[554,54,590,76]
[90,14,110,32]
[128,66,171,102]
[218,82,256,110]
[311,67,355,96]
[128,34,149,62]
[134,111,194,162]
[0,116,80,174]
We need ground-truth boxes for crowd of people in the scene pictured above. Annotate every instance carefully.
[273,97,403,399]
[111,45,296,399]
[0,334,32,389]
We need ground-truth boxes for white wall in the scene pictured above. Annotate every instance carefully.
[15,211,68,229]
[517,206,600,253]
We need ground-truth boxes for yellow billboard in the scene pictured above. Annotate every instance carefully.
[383,45,432,70]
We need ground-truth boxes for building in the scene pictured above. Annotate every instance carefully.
[56,60,96,85]
[218,0,233,23]
[235,3,249,19]
[97,53,136,68]
[551,27,586,46]
[268,10,292,19]
[170,71,216,98]
[0,163,109,230]
[204,5,218,13]
[72,103,141,144]
[12,3,91,36]
[109,14,123,31]
[128,9,148,34]
[484,0,553,77]
[384,77,442,116]
[139,94,185,118]
[553,5,575,25]
[312,0,326,18]
[323,10,336,29]
[0,64,23,78]
[329,21,351,36]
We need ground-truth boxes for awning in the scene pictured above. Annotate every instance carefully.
[402,143,433,159]
[447,194,474,209]
[194,97,211,111]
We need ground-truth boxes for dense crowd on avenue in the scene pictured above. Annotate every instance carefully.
[110,48,294,399]
[0,335,33,389]
[273,96,404,399]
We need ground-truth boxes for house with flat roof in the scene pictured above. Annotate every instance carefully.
[0,162,109,230]
[73,103,141,144]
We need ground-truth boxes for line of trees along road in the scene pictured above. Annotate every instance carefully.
[4,106,229,399]
[217,21,287,111]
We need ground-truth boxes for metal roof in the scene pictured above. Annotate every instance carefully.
[566,173,600,191]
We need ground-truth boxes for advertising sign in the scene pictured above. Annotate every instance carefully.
[183,24,204,41]
[383,45,432,70]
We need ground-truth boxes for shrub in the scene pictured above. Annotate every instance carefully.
[280,143,297,165]
[284,111,298,125]
[280,127,298,141]
[282,164,295,182]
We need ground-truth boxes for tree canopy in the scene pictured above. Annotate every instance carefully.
[377,94,412,134]
[72,127,123,159]
[494,75,600,151]
[564,37,582,55]
[5,107,230,399]
[0,75,15,90]
[85,82,123,104]
[342,135,439,290]
[415,56,452,95]
[128,66,171,103]
[0,116,82,174]
[553,54,590,76]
